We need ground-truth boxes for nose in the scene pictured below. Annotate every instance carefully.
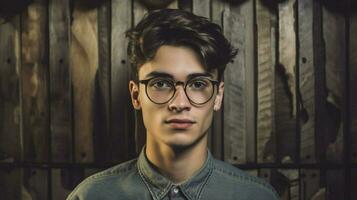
[168,85,191,112]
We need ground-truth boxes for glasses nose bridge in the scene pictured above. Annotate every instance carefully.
[171,80,190,102]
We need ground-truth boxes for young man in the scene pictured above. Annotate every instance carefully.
[67,9,279,200]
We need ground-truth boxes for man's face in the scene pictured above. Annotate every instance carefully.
[129,45,224,149]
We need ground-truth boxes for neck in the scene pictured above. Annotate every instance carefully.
[145,136,208,184]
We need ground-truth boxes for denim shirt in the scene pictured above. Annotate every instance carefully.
[67,149,279,200]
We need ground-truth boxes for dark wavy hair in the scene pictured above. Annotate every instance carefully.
[125,8,237,81]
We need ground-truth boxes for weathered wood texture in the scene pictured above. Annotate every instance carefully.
[21,0,49,163]
[94,1,111,163]
[49,0,72,163]
[70,4,98,163]
[322,6,346,163]
[0,15,23,200]
[223,0,255,164]
[256,0,277,163]
[350,13,357,163]
[276,0,297,164]
[300,169,321,199]
[111,0,136,162]
[298,0,316,163]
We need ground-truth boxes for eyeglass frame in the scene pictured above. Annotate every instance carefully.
[138,76,220,105]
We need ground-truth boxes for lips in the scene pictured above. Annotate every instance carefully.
[165,118,196,129]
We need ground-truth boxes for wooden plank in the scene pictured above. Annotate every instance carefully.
[0,168,22,200]
[322,6,346,163]
[0,14,22,199]
[326,170,345,199]
[298,0,316,163]
[52,169,74,200]
[259,169,299,199]
[0,14,22,163]
[94,1,112,163]
[21,0,49,163]
[278,169,299,200]
[178,0,192,12]
[70,4,98,163]
[111,0,136,161]
[23,168,49,200]
[49,0,72,162]
[351,169,357,199]
[222,0,255,164]
[300,169,321,200]
[350,13,357,163]
[256,0,277,163]
[276,0,297,164]
[192,0,210,18]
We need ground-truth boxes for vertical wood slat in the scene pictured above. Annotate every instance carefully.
[351,169,357,199]
[276,0,297,164]
[192,0,210,18]
[111,0,135,162]
[322,6,346,163]
[350,13,357,163]
[278,169,299,200]
[24,168,49,200]
[223,0,255,164]
[0,15,22,200]
[300,169,321,199]
[178,0,192,12]
[298,0,316,163]
[21,1,50,198]
[49,0,72,162]
[21,0,49,163]
[70,5,98,163]
[326,170,345,199]
[256,0,277,163]
[94,2,112,163]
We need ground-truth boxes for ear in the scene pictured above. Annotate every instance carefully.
[213,81,224,111]
[129,80,141,110]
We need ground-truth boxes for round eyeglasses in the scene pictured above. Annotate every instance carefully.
[138,76,219,105]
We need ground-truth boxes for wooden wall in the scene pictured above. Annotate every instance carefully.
[0,0,356,199]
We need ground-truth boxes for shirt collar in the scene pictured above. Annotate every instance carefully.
[137,147,213,200]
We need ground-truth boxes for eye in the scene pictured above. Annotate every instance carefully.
[188,79,208,89]
[149,78,173,89]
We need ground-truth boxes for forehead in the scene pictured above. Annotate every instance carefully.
[138,45,217,80]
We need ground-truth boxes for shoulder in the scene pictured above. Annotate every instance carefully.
[66,158,138,200]
[210,159,279,200]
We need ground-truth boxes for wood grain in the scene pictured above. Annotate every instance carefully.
[277,169,299,200]
[326,170,345,199]
[300,169,321,200]
[94,1,112,163]
[49,0,72,162]
[0,15,22,200]
[223,0,255,164]
[111,0,136,161]
[350,13,357,163]
[23,168,49,200]
[298,0,316,163]
[322,6,346,163]
[70,5,98,163]
[193,0,210,18]
[275,0,297,164]
[21,0,49,163]
[256,0,277,163]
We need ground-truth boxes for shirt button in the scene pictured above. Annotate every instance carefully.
[173,187,179,194]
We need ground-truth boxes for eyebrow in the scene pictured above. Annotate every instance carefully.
[144,71,214,80]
